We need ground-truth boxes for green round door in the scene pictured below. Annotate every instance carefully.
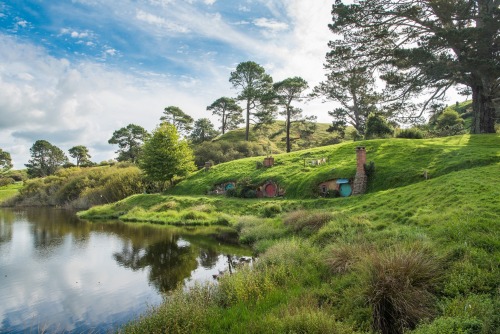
[339,183,352,197]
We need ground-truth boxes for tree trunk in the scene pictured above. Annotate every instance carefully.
[286,106,291,153]
[245,100,250,141]
[471,83,496,134]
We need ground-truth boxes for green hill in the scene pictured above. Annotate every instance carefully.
[172,134,500,198]
[82,134,500,333]
[213,120,341,154]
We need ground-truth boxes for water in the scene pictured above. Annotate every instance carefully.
[0,208,250,333]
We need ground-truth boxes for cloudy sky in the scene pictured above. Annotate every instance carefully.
[0,0,336,168]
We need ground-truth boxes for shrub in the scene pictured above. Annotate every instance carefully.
[365,113,394,139]
[225,188,237,197]
[260,203,282,217]
[396,128,424,139]
[283,210,333,234]
[359,245,444,334]
[0,177,15,187]
[411,317,483,334]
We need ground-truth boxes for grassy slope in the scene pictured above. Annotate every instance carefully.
[79,134,500,333]
[171,134,499,198]
[0,183,22,204]
[214,121,339,154]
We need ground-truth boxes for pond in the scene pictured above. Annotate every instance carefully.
[0,208,251,333]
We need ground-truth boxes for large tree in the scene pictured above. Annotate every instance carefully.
[313,46,381,136]
[189,118,219,144]
[25,140,68,177]
[274,77,309,152]
[329,0,500,133]
[207,97,243,134]
[108,124,150,163]
[160,106,194,136]
[0,149,13,174]
[68,145,92,167]
[139,123,196,185]
[229,61,274,141]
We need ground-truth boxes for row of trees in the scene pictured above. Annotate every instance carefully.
[315,0,499,135]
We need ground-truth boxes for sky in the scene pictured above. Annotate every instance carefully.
[0,0,338,168]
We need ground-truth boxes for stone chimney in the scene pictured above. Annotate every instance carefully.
[352,146,367,195]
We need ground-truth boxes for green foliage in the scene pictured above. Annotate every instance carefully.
[274,76,309,152]
[396,128,424,139]
[283,210,333,235]
[207,97,243,135]
[68,145,92,167]
[108,124,149,163]
[364,113,394,139]
[161,106,194,136]
[329,0,499,133]
[0,177,15,187]
[0,148,13,173]
[189,118,219,144]
[192,140,267,167]
[139,122,196,184]
[229,61,274,141]
[25,140,68,178]
[411,317,483,334]
[10,165,145,209]
[359,246,444,334]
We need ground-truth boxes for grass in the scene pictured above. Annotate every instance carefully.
[77,134,500,333]
[0,182,22,204]
[169,134,500,198]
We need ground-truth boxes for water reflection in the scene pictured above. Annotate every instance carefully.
[0,208,250,333]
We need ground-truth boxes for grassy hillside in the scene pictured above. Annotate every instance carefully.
[214,120,340,153]
[0,183,22,203]
[172,134,500,198]
[90,135,500,333]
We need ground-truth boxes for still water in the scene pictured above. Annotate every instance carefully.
[0,208,250,333]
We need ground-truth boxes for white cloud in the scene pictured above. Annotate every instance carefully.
[253,18,288,32]
[204,0,217,5]
[136,9,190,33]
[0,34,231,168]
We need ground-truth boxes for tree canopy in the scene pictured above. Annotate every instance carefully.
[207,97,243,134]
[139,122,196,185]
[68,145,92,167]
[229,61,274,141]
[274,77,309,152]
[189,118,219,144]
[328,0,499,133]
[161,106,194,136]
[25,140,68,178]
[0,149,13,173]
[108,124,150,163]
[313,46,381,136]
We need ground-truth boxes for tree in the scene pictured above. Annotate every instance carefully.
[274,77,309,152]
[0,149,13,174]
[207,97,244,134]
[229,61,274,141]
[160,106,194,136]
[365,113,394,139]
[328,0,499,134]
[68,145,92,167]
[108,124,149,163]
[313,46,381,136]
[139,123,196,186]
[189,118,219,144]
[25,140,68,177]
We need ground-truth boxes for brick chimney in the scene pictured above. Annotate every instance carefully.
[352,146,367,195]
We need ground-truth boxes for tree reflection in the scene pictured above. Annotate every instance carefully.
[198,248,219,268]
[113,235,198,293]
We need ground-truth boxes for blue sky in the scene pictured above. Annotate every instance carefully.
[0,0,335,167]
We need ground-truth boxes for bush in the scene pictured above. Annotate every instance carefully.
[225,188,237,197]
[358,245,444,334]
[0,177,15,187]
[283,210,333,234]
[260,203,282,217]
[365,113,394,139]
[397,128,424,139]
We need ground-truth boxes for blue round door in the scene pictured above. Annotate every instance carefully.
[339,183,352,197]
